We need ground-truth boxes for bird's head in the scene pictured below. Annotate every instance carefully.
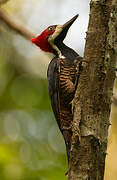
[31,14,78,54]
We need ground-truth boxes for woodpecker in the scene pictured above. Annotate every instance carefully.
[31,15,82,163]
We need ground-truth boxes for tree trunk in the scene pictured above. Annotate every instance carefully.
[68,0,117,179]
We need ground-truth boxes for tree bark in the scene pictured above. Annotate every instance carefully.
[68,0,117,179]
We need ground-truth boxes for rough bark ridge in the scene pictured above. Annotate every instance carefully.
[68,0,117,179]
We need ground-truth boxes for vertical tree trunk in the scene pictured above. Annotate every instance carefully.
[68,0,117,179]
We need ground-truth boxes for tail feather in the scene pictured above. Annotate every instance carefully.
[63,130,72,163]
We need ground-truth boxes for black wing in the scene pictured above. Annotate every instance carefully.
[47,56,82,131]
[47,57,61,130]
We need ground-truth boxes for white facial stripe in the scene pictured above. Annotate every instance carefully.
[48,25,63,42]
[48,25,65,59]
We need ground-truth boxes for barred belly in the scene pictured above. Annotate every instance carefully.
[58,58,77,130]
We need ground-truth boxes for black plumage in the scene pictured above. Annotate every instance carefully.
[47,43,82,161]
[31,14,82,163]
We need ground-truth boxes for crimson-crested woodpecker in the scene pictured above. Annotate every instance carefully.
[31,15,82,162]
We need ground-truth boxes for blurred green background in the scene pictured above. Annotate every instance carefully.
[0,0,117,179]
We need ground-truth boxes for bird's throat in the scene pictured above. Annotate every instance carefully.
[50,42,65,59]
[52,42,78,61]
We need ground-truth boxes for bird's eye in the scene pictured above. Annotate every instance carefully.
[48,26,54,31]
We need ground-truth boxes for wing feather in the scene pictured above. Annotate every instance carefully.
[47,56,82,132]
[47,57,61,130]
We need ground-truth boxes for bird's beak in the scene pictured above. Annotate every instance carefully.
[62,14,79,30]
[54,14,79,43]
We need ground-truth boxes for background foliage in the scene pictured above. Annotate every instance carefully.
[0,0,117,179]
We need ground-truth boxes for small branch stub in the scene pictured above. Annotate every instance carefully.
[0,8,35,39]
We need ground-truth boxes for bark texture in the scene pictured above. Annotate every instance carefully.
[68,0,117,179]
